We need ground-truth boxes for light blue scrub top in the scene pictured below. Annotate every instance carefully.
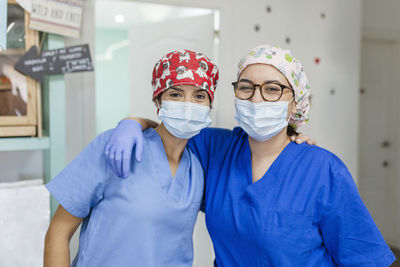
[46,128,204,267]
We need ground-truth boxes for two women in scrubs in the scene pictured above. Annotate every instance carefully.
[44,49,220,267]
[106,45,396,266]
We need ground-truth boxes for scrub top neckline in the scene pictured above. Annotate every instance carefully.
[244,137,295,187]
[145,128,190,200]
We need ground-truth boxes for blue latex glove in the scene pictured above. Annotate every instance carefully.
[105,120,144,178]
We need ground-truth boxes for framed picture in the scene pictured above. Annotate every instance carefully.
[0,0,41,137]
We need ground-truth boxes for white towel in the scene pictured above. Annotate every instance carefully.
[0,179,50,267]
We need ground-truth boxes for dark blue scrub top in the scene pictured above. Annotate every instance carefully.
[188,127,395,267]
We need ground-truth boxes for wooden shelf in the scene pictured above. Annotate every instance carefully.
[0,34,65,218]
[0,136,50,151]
[0,48,25,56]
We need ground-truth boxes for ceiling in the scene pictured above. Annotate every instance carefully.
[95,0,213,29]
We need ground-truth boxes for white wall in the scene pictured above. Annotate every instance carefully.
[391,44,400,248]
[390,44,400,248]
[221,0,362,178]
[360,0,400,249]
[64,0,96,160]
[362,0,400,40]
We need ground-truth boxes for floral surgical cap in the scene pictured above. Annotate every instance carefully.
[237,44,311,128]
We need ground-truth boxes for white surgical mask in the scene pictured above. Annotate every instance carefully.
[158,101,212,139]
[234,97,293,141]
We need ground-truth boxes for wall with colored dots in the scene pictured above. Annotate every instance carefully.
[213,0,362,180]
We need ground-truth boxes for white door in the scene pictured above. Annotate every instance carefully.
[130,13,216,123]
[359,39,400,246]
[129,13,216,267]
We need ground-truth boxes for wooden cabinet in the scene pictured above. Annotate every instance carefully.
[0,0,41,137]
[0,33,66,218]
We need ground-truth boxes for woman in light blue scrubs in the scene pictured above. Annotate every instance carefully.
[106,45,396,266]
[43,49,220,267]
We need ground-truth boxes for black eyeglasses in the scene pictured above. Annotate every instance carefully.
[232,80,293,102]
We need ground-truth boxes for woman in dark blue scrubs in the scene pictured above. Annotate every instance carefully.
[105,45,395,266]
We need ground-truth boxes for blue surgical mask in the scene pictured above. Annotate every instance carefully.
[158,101,212,139]
[234,97,293,141]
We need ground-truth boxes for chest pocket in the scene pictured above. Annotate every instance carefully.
[263,211,312,266]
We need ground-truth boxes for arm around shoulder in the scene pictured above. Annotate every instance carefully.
[124,117,159,130]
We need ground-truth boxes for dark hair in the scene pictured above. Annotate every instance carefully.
[286,89,298,137]
[287,124,298,137]
[155,94,162,107]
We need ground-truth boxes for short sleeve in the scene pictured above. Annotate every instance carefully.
[46,131,109,218]
[187,127,233,173]
[319,164,396,266]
